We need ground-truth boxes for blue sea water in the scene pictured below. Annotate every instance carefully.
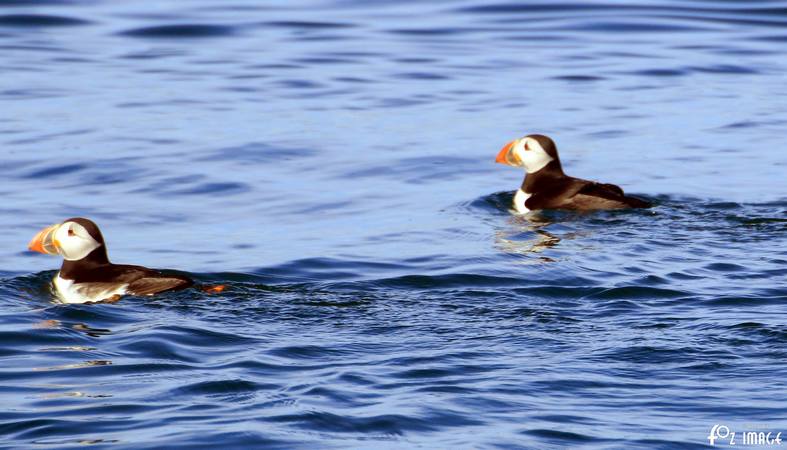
[1,0,786,448]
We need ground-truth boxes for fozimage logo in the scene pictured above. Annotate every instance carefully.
[708,424,783,446]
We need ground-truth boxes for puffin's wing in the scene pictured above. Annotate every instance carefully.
[571,182,650,208]
[578,182,625,198]
[126,276,192,296]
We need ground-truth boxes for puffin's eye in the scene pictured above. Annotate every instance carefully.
[524,141,530,151]
[68,229,75,237]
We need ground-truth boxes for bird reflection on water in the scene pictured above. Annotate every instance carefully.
[492,207,603,262]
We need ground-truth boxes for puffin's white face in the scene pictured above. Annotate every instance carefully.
[54,221,101,261]
[520,138,553,173]
[496,136,554,173]
[28,221,101,261]
[515,137,554,173]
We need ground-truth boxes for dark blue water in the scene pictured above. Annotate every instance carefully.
[1,0,786,448]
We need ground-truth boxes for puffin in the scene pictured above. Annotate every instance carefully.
[495,134,651,213]
[28,217,195,303]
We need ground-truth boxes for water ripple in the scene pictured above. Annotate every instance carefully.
[0,14,91,27]
[1,0,786,448]
[118,24,237,38]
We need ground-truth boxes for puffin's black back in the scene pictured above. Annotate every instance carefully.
[518,136,651,210]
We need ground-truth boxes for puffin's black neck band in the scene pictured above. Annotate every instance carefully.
[522,160,565,193]
[59,247,110,278]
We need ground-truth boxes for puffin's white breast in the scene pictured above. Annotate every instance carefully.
[513,189,531,214]
[53,274,128,304]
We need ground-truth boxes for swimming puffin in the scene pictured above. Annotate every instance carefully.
[495,134,651,213]
[28,217,194,303]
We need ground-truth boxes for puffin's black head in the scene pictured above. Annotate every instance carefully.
[28,217,109,263]
[495,133,563,174]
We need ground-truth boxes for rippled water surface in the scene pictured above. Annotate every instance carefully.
[1,0,786,448]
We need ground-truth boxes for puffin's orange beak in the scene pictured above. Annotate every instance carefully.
[28,224,61,255]
[495,140,520,166]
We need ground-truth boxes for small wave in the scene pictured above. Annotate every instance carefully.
[369,273,526,289]
[521,428,597,443]
[465,191,514,215]
[552,75,606,82]
[583,286,688,300]
[23,163,86,179]
[170,181,250,196]
[168,378,265,398]
[689,64,759,75]
[728,322,787,345]
[199,142,318,164]
[118,24,237,38]
[630,68,688,77]
[262,20,355,30]
[0,14,91,27]
[270,408,482,435]
[702,295,785,307]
